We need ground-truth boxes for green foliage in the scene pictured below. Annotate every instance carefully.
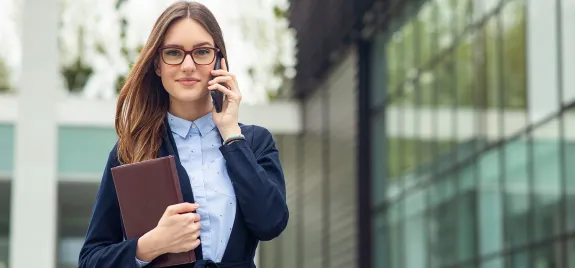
[0,58,11,92]
[273,5,288,19]
[62,58,93,93]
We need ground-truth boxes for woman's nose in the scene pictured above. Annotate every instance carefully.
[180,55,196,71]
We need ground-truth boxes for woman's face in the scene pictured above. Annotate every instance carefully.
[156,18,217,104]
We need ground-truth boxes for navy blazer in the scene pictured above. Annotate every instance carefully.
[78,121,289,268]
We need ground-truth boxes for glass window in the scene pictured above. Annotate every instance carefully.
[370,0,544,267]
[385,92,403,186]
[435,0,455,51]
[415,0,437,67]
[372,212,386,268]
[504,135,531,248]
[386,30,404,95]
[565,107,575,232]
[372,109,386,207]
[480,256,504,268]
[371,33,388,108]
[458,186,478,263]
[561,0,575,105]
[532,118,562,242]
[502,0,527,110]
[428,175,457,267]
[478,147,503,255]
[403,188,427,268]
[531,242,565,267]
[509,250,529,268]
[569,238,575,267]
[456,32,476,109]
[454,0,473,34]
[386,201,404,268]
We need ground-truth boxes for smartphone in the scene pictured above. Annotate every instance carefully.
[210,53,224,113]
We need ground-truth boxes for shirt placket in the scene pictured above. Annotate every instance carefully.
[187,124,212,259]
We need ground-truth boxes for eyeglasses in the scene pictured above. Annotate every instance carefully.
[158,46,220,65]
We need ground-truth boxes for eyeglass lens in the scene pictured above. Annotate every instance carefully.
[162,48,215,65]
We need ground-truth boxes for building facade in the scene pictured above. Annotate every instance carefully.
[259,0,575,267]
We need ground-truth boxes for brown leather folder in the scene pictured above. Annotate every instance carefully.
[111,155,196,267]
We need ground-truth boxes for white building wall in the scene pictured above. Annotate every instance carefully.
[9,0,60,267]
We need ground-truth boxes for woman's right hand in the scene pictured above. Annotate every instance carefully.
[136,203,202,261]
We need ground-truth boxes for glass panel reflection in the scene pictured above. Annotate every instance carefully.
[504,135,531,248]
[532,118,562,242]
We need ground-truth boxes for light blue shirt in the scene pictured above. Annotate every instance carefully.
[137,112,236,266]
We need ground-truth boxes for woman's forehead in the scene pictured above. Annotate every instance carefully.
[163,18,214,48]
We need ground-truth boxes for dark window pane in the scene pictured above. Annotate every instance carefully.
[403,189,427,268]
[457,187,478,262]
[386,93,403,182]
[372,212,386,268]
[532,241,565,268]
[371,110,386,207]
[386,201,404,268]
[509,250,529,268]
[566,107,575,231]
[480,256,503,268]
[568,238,575,267]
[532,118,562,242]
[428,175,457,267]
[478,147,503,255]
[504,135,530,248]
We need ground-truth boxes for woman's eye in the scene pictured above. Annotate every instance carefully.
[165,49,182,56]
[195,49,211,56]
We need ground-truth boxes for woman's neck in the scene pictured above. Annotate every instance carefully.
[168,95,212,122]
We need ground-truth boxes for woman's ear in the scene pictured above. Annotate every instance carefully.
[154,58,161,76]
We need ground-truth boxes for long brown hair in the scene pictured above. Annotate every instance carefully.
[115,0,228,164]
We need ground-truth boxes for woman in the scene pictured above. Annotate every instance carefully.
[78,1,289,267]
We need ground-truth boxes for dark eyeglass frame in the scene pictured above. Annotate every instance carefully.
[158,46,221,65]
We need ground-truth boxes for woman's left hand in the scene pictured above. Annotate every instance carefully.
[208,58,242,140]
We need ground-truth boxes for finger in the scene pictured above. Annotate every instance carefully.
[190,239,201,250]
[192,230,200,240]
[208,83,240,102]
[190,212,201,222]
[210,69,232,76]
[209,73,240,95]
[166,203,199,216]
[221,57,228,71]
[208,76,233,86]
[212,64,239,93]
[184,212,200,224]
[189,222,202,232]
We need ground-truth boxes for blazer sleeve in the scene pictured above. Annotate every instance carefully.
[78,145,141,268]
[219,126,289,241]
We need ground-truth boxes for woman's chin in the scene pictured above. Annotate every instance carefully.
[170,88,208,103]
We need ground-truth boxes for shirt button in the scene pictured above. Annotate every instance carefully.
[192,125,196,128]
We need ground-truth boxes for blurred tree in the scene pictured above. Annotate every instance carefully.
[0,58,11,92]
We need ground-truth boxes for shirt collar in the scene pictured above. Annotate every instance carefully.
[167,112,216,138]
